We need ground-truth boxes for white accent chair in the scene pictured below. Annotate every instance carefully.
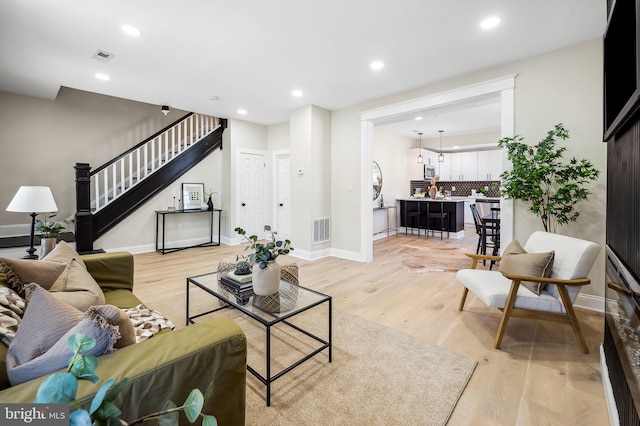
[456,231,600,353]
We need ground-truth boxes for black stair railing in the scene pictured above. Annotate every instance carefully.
[75,115,226,253]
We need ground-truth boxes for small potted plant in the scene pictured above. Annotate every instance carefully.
[35,215,69,258]
[235,225,293,295]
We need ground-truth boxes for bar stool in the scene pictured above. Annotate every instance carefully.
[426,201,449,240]
[404,201,425,237]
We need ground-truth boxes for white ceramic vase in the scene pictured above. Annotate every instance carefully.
[252,261,281,296]
[39,238,56,259]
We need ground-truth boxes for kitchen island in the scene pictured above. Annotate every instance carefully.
[398,198,465,238]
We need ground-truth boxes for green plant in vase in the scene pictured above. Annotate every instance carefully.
[34,214,69,238]
[234,225,293,269]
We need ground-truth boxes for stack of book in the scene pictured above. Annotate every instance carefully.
[219,271,253,303]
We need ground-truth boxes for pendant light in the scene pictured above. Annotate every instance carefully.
[438,130,445,162]
[417,132,424,163]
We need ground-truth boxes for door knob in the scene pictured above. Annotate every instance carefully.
[241,203,246,207]
[279,203,283,207]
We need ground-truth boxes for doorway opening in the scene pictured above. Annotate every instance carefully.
[360,75,516,261]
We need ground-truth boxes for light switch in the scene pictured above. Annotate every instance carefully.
[452,186,456,191]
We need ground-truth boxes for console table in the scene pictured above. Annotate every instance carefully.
[155,209,222,254]
[373,205,398,237]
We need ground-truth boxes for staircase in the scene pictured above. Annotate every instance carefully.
[75,112,226,253]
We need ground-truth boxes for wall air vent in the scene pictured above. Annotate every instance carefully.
[91,49,115,63]
[313,217,330,244]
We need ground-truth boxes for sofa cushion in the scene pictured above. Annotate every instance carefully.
[456,268,566,313]
[12,283,85,363]
[498,240,555,295]
[0,287,25,346]
[42,240,87,269]
[7,316,118,386]
[6,284,123,386]
[85,305,136,349]
[0,258,67,295]
[49,259,105,311]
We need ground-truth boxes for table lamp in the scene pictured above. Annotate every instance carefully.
[6,186,58,259]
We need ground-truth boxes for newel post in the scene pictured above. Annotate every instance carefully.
[75,163,94,253]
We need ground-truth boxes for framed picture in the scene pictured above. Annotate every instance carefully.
[182,183,204,210]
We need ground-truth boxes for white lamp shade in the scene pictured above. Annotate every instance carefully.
[6,186,58,213]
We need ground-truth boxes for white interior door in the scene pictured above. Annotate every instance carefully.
[274,152,291,240]
[238,152,266,236]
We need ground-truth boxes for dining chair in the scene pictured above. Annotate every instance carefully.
[469,204,483,254]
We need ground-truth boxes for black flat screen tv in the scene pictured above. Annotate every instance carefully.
[604,0,640,141]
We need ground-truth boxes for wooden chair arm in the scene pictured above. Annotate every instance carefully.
[464,253,502,269]
[464,253,502,261]
[500,272,591,287]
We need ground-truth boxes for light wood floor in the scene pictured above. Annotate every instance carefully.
[132,229,609,426]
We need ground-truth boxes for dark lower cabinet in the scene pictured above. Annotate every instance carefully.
[399,200,464,233]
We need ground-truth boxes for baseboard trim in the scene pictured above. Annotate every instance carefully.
[600,344,620,426]
[574,293,605,314]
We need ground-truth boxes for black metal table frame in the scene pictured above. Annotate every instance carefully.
[186,275,332,406]
[155,209,222,254]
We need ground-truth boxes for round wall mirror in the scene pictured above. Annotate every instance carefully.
[373,161,382,200]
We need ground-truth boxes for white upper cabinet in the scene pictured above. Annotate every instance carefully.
[477,150,502,181]
[416,149,502,182]
[460,152,478,181]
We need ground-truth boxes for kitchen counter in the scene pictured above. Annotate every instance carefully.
[398,199,465,238]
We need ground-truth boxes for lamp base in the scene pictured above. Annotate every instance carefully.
[23,244,38,260]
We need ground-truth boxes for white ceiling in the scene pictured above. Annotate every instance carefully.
[0,0,606,129]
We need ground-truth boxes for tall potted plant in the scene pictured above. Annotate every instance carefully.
[498,123,600,233]
[235,225,293,295]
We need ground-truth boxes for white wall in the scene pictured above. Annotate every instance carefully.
[267,122,290,151]
[290,105,332,258]
[0,87,188,227]
[372,128,411,236]
[372,127,412,205]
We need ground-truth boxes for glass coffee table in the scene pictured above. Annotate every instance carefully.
[186,271,332,406]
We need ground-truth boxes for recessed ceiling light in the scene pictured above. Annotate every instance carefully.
[480,16,501,30]
[370,61,384,70]
[238,109,247,115]
[415,116,423,121]
[122,24,142,36]
[209,95,221,101]
[95,73,110,81]
[292,90,303,97]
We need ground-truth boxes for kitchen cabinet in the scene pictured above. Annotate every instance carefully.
[461,152,478,180]
[439,152,478,181]
[477,150,502,181]
[421,149,501,182]
[409,149,439,180]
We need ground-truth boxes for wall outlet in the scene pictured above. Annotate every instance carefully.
[452,186,456,191]
[484,186,489,191]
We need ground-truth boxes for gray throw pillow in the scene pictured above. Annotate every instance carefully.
[6,284,118,386]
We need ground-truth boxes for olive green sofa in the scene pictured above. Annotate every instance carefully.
[0,251,247,425]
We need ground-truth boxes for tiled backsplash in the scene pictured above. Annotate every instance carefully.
[410,180,500,197]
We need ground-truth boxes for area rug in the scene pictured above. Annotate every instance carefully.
[400,243,474,273]
[214,308,477,425]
